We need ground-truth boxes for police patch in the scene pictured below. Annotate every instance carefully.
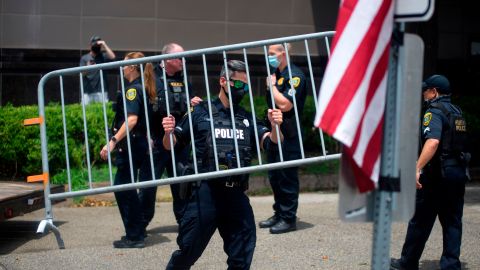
[423,112,432,126]
[126,88,137,101]
[290,77,301,88]
[277,77,284,86]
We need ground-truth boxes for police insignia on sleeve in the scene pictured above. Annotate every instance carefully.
[277,77,284,86]
[126,88,137,101]
[423,112,432,126]
[290,77,301,88]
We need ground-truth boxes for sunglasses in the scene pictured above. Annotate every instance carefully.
[231,79,249,91]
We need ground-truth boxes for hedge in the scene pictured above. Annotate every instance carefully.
[0,97,338,179]
[0,103,114,178]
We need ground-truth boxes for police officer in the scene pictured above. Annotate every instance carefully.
[138,43,201,231]
[391,75,469,270]
[162,60,283,269]
[100,52,157,248]
[259,43,307,234]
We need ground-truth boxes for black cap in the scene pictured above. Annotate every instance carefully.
[422,74,451,94]
[90,35,102,46]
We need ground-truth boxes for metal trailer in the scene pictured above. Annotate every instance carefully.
[0,181,64,222]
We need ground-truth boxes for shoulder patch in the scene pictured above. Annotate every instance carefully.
[277,77,284,86]
[423,112,432,126]
[290,77,301,88]
[126,88,137,101]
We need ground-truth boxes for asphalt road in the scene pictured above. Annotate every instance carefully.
[1,184,479,270]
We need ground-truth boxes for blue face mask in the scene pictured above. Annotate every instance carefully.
[268,55,280,69]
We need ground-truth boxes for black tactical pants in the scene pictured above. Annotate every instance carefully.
[399,169,466,270]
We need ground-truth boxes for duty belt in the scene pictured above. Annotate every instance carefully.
[211,179,246,189]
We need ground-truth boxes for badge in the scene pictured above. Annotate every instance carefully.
[277,77,284,86]
[126,88,137,101]
[423,112,432,126]
[243,119,250,127]
[170,82,183,87]
[290,77,301,88]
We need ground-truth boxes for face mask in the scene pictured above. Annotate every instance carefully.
[268,55,280,69]
[223,80,248,105]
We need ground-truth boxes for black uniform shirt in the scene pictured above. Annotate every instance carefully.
[267,63,307,119]
[151,68,193,141]
[422,96,459,141]
[173,98,270,166]
[266,64,306,152]
[421,95,460,169]
[113,77,147,136]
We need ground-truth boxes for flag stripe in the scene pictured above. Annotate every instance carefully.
[314,0,383,124]
[330,0,360,51]
[332,3,393,147]
[319,0,393,141]
[351,45,390,165]
[314,0,394,193]
[360,116,384,179]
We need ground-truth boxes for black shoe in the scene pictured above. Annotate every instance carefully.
[113,238,145,249]
[259,215,280,228]
[390,258,407,270]
[269,219,296,234]
[121,230,148,241]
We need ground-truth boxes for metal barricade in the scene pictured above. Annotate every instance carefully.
[28,31,340,248]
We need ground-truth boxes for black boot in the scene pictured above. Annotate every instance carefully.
[259,215,280,228]
[113,238,145,249]
[390,258,407,270]
[269,219,296,234]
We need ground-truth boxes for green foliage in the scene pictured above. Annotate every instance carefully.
[51,165,116,191]
[0,103,114,178]
[1,94,340,180]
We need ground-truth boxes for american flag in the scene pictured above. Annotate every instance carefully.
[314,0,395,192]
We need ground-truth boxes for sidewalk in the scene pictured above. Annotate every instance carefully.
[1,184,479,270]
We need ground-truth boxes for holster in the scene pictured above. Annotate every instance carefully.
[177,162,195,200]
[440,152,471,180]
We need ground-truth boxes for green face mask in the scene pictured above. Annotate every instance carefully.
[224,80,249,105]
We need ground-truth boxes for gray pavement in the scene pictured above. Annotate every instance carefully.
[1,184,479,270]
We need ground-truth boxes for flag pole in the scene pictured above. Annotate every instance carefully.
[371,22,404,270]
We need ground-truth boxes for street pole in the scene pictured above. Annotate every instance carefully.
[371,23,404,270]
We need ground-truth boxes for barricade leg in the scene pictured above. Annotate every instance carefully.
[37,219,65,249]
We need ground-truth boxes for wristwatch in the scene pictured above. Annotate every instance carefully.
[110,136,117,144]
